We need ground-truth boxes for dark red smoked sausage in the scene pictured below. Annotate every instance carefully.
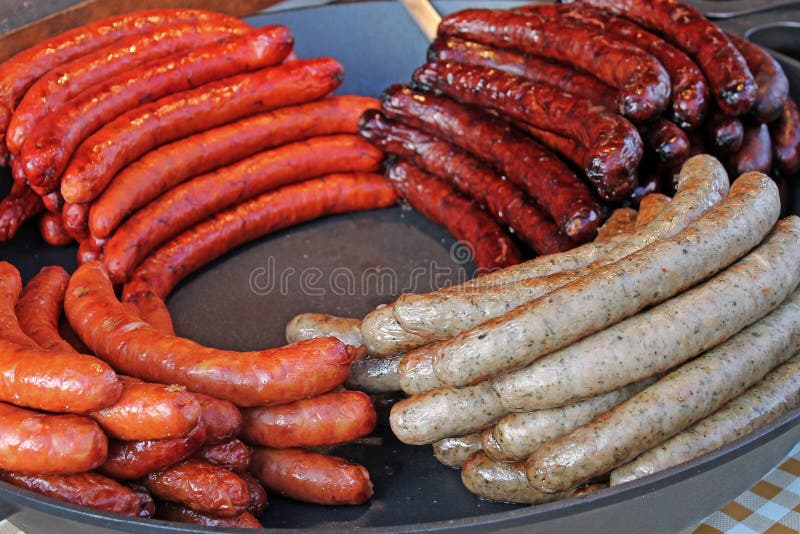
[728,123,773,177]
[727,33,789,123]
[143,459,250,517]
[240,473,268,515]
[0,471,151,517]
[15,266,73,352]
[565,0,757,116]
[195,439,251,473]
[121,172,397,299]
[412,63,642,201]
[38,213,74,247]
[240,390,376,449]
[103,134,380,284]
[5,20,244,154]
[66,262,357,407]
[379,85,600,233]
[155,501,262,529]
[249,447,373,505]
[0,181,43,242]
[359,111,582,248]
[0,401,107,474]
[20,26,293,192]
[60,56,343,204]
[90,95,377,239]
[770,97,800,175]
[437,8,670,122]
[427,36,618,111]
[706,112,745,155]
[387,161,520,273]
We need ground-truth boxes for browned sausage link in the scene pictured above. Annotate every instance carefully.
[427,36,618,110]
[38,212,74,247]
[706,111,744,155]
[67,262,357,407]
[99,421,206,481]
[412,62,642,201]
[6,20,245,154]
[359,110,581,249]
[77,238,103,266]
[727,33,789,123]
[122,173,397,299]
[104,134,380,285]
[0,181,43,242]
[518,123,588,170]
[90,95,377,239]
[437,8,670,122]
[90,376,201,441]
[62,202,90,241]
[239,473,268,516]
[20,26,291,192]
[191,393,243,445]
[124,288,175,336]
[515,3,708,130]
[61,55,341,205]
[249,447,373,505]
[15,265,73,352]
[240,390,377,449]
[40,190,64,214]
[770,97,800,175]
[155,501,262,529]
[0,401,107,474]
[0,261,40,348]
[639,118,691,169]
[126,483,156,518]
[565,0,756,116]
[0,471,151,517]
[728,123,773,177]
[380,85,600,235]
[387,161,521,273]
[195,438,251,473]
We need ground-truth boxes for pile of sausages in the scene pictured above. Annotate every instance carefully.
[357,0,800,274]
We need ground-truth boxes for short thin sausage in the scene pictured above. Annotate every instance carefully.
[155,501,262,528]
[15,266,72,352]
[770,97,800,175]
[195,439,251,474]
[728,123,772,176]
[0,181,43,242]
[37,213,74,247]
[191,393,243,445]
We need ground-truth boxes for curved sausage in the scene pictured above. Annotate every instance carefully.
[380,85,600,234]
[240,390,376,449]
[143,459,250,517]
[60,56,342,205]
[285,312,364,346]
[99,421,206,481]
[770,97,800,175]
[15,265,72,352]
[706,112,744,155]
[249,447,373,505]
[38,213,74,247]
[6,21,243,154]
[0,401,107,474]
[728,123,772,176]
[20,27,293,192]
[155,501,262,528]
[105,135,378,285]
[0,262,40,348]
[526,282,800,493]
[430,170,777,387]
[240,473,268,516]
[439,8,670,122]
[433,433,482,468]
[125,290,174,336]
[359,111,579,250]
[412,62,642,201]
[0,471,151,517]
[191,393,242,445]
[122,173,396,299]
[0,181,43,242]
[90,95,375,239]
[195,439,251,474]
[67,262,357,407]
[727,34,789,123]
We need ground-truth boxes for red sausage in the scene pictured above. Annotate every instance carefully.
[770,97,800,175]
[20,26,293,192]
[155,501,262,529]
[0,9,249,165]
[359,111,580,248]
[126,483,156,519]
[387,161,521,273]
[103,134,379,284]
[0,181,43,242]
[411,63,642,201]
[0,471,151,517]
[6,20,245,154]
[0,262,40,348]
[62,202,90,241]
[0,401,107,474]
[565,0,756,115]
[60,56,342,204]
[121,172,397,299]
[727,33,789,123]
[38,213,74,247]
[99,421,206,481]
[728,122,773,176]
[15,265,73,352]
[77,238,103,266]
[379,85,599,235]
[143,459,250,517]
[427,36,618,110]
[249,447,373,505]
[240,390,376,449]
[90,376,202,441]
[40,190,64,214]
[706,112,745,155]
[437,8,670,122]
[240,473,268,516]
[195,439,251,473]
[90,95,377,239]
[191,393,243,445]
[66,262,357,407]
[639,118,691,169]
[125,290,175,336]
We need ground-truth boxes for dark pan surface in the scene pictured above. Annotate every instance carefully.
[1,1,800,532]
